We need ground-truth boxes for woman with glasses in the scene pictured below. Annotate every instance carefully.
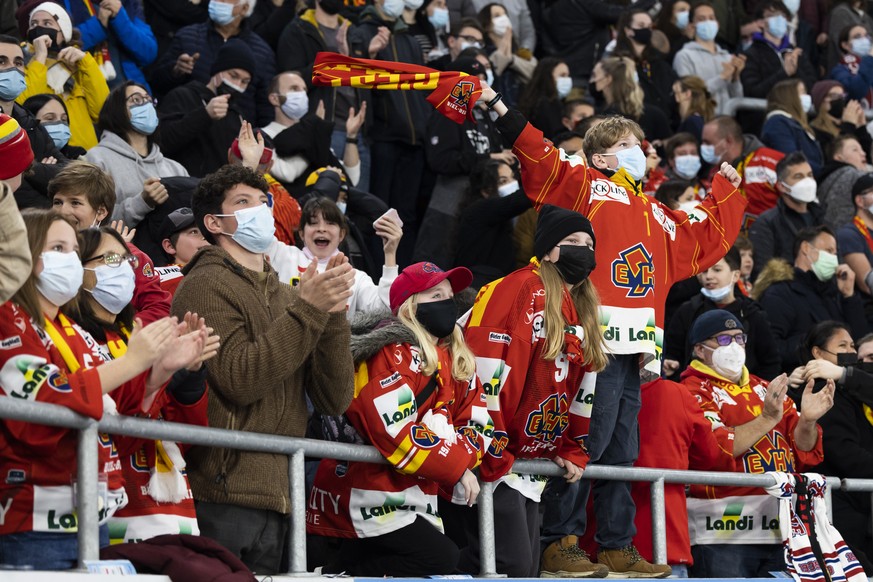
[0,209,206,569]
[793,321,873,572]
[680,309,833,578]
[86,81,189,229]
[63,226,219,545]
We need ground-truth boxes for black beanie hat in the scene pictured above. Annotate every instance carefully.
[534,205,596,260]
[852,173,873,200]
[210,39,256,77]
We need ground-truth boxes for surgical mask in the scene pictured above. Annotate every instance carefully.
[37,251,84,307]
[382,0,405,19]
[281,90,309,119]
[555,245,596,285]
[85,262,135,315]
[783,177,817,203]
[129,102,159,135]
[217,203,276,253]
[700,283,734,303]
[556,76,573,99]
[800,93,813,112]
[679,200,700,213]
[706,342,746,380]
[485,68,495,87]
[492,14,511,36]
[675,10,689,29]
[0,67,26,101]
[695,20,719,42]
[498,180,519,197]
[810,248,838,281]
[209,0,237,25]
[429,7,449,29]
[460,40,482,51]
[675,154,702,179]
[851,36,872,58]
[416,297,458,339]
[766,14,788,39]
[404,0,424,9]
[700,142,721,165]
[43,121,71,149]
[783,0,800,14]
[336,200,347,214]
[603,145,647,181]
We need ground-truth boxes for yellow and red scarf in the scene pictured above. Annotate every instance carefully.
[311,52,482,124]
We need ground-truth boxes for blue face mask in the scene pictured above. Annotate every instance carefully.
[129,102,159,135]
[675,10,689,30]
[382,0,405,18]
[0,67,26,101]
[43,121,71,149]
[217,203,276,253]
[766,14,788,39]
[556,76,573,99]
[603,145,647,181]
[486,68,495,87]
[851,36,872,58]
[674,154,702,179]
[209,0,237,25]
[700,142,721,165]
[695,20,719,42]
[428,6,449,29]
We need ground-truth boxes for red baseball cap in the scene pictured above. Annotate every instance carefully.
[389,262,472,314]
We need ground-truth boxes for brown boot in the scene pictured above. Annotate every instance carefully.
[597,545,672,578]
[541,535,609,578]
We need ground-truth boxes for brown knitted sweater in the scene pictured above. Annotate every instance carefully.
[171,246,353,514]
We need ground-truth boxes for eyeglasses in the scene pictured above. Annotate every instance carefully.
[84,252,140,269]
[126,93,154,108]
[708,333,747,347]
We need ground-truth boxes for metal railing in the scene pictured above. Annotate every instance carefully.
[1,395,871,577]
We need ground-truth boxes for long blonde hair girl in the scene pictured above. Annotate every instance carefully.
[398,294,477,381]
[537,259,608,372]
[600,56,645,120]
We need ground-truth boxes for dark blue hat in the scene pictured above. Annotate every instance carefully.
[689,309,744,345]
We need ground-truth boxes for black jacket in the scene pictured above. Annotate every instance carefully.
[158,80,242,178]
[749,199,825,280]
[663,292,782,381]
[10,103,65,210]
[270,113,343,197]
[759,267,870,371]
[424,106,503,176]
[740,37,818,99]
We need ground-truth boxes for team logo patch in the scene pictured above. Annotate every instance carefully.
[6,469,25,484]
[611,243,655,298]
[411,425,440,448]
[48,370,72,393]
[459,426,482,451]
[524,393,569,442]
[589,179,630,205]
[141,263,153,278]
[448,80,475,116]
[421,262,444,274]
[488,430,509,458]
[130,448,150,473]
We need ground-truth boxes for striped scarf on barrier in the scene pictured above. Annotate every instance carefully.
[311,52,482,124]
[765,472,867,582]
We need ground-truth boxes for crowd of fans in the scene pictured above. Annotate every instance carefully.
[2,0,873,578]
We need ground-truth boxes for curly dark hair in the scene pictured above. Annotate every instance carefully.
[193,165,269,245]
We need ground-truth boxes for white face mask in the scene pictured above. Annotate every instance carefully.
[85,262,136,315]
[783,177,817,203]
[800,93,813,113]
[497,180,519,197]
[382,0,405,18]
[556,76,573,99]
[216,204,276,254]
[705,341,746,381]
[336,200,347,214]
[700,282,734,303]
[404,0,424,8]
[37,251,84,307]
[281,90,309,120]
[601,145,647,181]
[491,14,511,36]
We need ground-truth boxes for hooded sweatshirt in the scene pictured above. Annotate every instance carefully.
[85,131,189,227]
[673,41,744,115]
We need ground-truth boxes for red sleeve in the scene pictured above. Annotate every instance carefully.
[0,302,103,452]
[448,373,498,473]
[558,372,593,470]
[127,243,171,326]
[683,384,735,471]
[345,345,478,488]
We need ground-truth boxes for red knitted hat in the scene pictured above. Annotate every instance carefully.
[0,114,34,180]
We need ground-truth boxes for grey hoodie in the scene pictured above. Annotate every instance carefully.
[85,131,189,227]
[673,41,743,115]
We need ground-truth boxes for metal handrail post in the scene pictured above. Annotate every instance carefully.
[76,419,100,569]
[288,450,308,575]
[477,480,498,577]
[650,477,667,565]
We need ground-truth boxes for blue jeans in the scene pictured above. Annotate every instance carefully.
[671,563,689,578]
[0,525,109,570]
[541,353,641,549]
[690,544,784,578]
[331,129,371,193]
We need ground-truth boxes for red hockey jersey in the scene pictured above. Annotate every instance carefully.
[732,146,784,230]
[680,361,823,545]
[308,342,492,539]
[510,121,747,376]
[464,263,594,500]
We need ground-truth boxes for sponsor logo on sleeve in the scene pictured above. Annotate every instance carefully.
[488,332,511,345]
[650,203,677,241]
[374,385,418,438]
[474,357,511,408]
[590,179,631,205]
[0,356,70,400]
[379,372,402,389]
[0,336,22,350]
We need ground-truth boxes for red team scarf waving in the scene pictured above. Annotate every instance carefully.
[311,52,482,124]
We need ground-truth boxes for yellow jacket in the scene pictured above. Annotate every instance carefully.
[18,52,109,150]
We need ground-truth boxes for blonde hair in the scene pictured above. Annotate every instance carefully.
[537,260,608,372]
[398,294,477,381]
[600,56,645,120]
[582,115,645,164]
[677,75,716,122]
[767,79,811,133]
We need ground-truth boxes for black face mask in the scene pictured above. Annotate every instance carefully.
[416,298,458,340]
[829,97,845,119]
[319,0,343,15]
[631,27,653,45]
[27,26,60,52]
[837,352,858,367]
[555,245,596,285]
